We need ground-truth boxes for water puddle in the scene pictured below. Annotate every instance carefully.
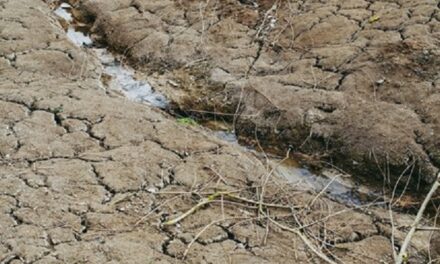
[54,3,73,22]
[53,2,380,206]
[213,130,238,144]
[200,120,238,144]
[66,28,93,47]
[55,3,167,108]
[95,49,168,107]
[272,159,380,205]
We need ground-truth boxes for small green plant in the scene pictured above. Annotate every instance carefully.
[177,117,198,126]
[53,105,64,114]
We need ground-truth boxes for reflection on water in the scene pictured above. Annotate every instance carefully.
[201,120,238,144]
[66,28,93,47]
[273,158,379,205]
[54,3,168,108]
[213,130,238,144]
[54,3,73,22]
[95,49,168,108]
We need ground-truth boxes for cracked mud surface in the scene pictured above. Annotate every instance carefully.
[0,0,439,263]
[79,0,440,188]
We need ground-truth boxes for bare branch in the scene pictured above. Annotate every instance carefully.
[396,173,440,264]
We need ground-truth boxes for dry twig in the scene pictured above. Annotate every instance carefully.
[396,172,440,264]
[264,212,337,264]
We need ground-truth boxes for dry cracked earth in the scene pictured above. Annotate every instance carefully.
[0,0,439,263]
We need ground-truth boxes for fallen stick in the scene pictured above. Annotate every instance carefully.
[265,213,337,264]
[396,172,440,264]
[162,195,217,226]
[162,191,302,226]
[415,226,440,232]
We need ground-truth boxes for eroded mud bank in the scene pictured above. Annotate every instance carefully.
[75,0,440,191]
[55,1,384,206]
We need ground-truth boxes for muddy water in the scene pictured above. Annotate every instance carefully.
[54,3,379,206]
[273,159,381,205]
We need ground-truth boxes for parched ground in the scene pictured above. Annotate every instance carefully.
[0,0,439,263]
[78,0,440,187]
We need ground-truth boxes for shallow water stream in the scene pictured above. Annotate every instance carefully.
[54,3,380,206]
[55,3,167,108]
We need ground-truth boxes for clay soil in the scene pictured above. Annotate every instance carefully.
[0,0,439,263]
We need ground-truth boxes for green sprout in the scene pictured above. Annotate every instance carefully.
[177,117,198,126]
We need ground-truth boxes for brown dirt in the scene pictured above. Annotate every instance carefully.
[0,0,438,263]
[78,0,440,189]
